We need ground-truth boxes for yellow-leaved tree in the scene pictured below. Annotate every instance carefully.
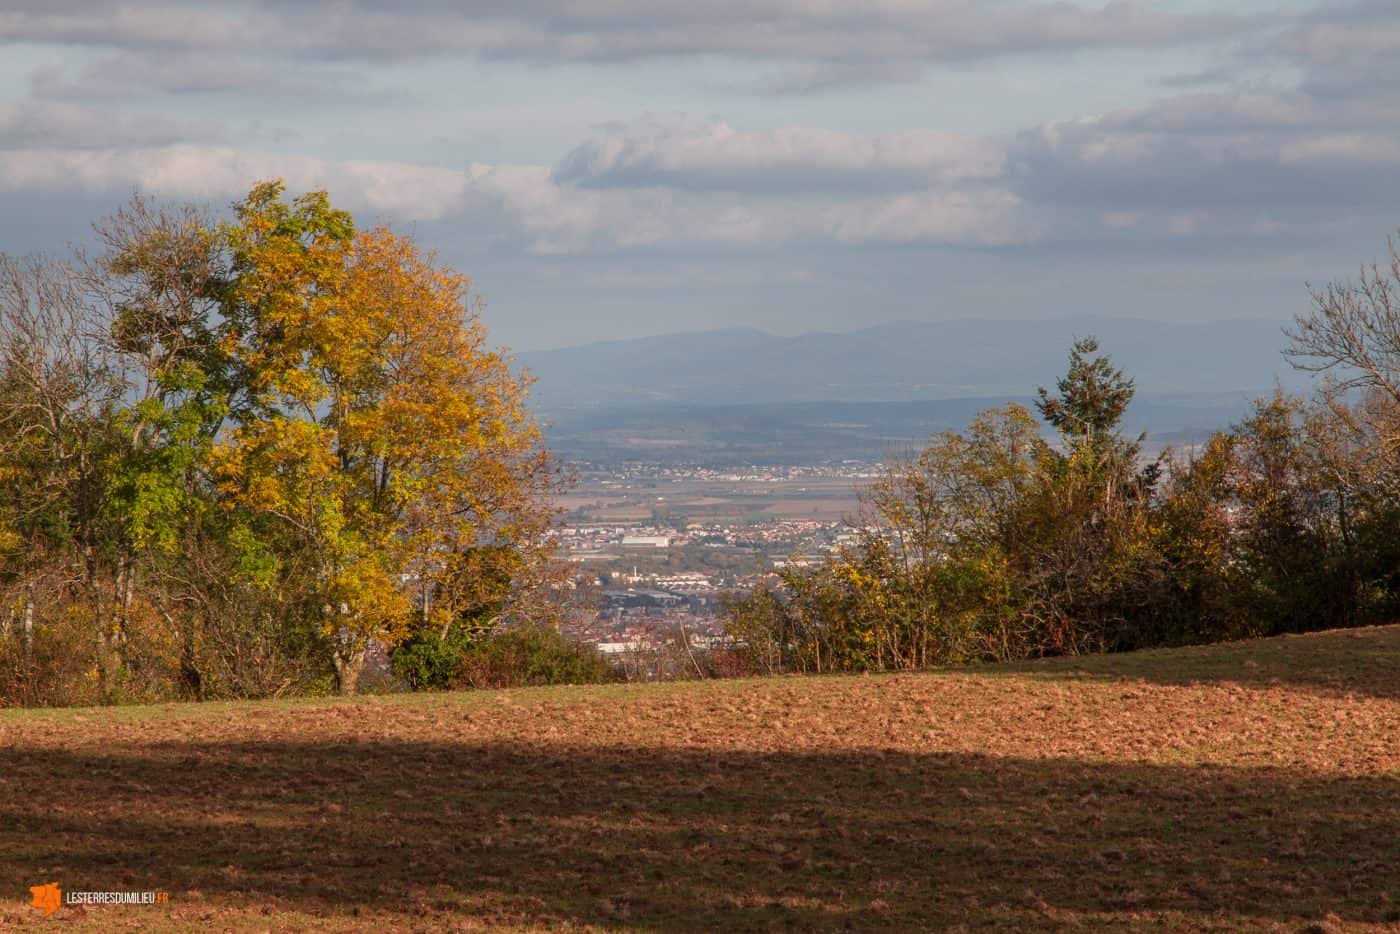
[213,182,556,693]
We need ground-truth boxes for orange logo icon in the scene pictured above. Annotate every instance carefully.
[29,882,61,917]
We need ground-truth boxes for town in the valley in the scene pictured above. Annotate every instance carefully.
[552,461,878,667]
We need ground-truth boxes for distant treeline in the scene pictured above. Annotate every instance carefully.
[724,241,1400,673]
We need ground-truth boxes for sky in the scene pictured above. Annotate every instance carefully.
[1,0,1397,352]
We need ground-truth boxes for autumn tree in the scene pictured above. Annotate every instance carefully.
[861,404,1048,663]
[85,196,234,697]
[0,184,564,705]
[213,182,557,694]
[724,340,1165,671]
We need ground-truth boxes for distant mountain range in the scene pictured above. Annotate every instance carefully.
[517,318,1308,464]
[537,396,1267,465]
[518,318,1303,411]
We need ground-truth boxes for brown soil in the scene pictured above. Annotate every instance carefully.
[3,625,1398,931]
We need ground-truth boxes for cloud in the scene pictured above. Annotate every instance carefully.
[5,1,1400,356]
[466,160,1028,254]
[1233,0,1400,102]
[1278,133,1400,169]
[0,1,1262,86]
[0,145,473,221]
[1267,0,1400,68]
[1000,1,1400,227]
[4,74,1397,261]
[28,52,395,105]
[824,189,1031,246]
[0,101,222,150]
[1010,88,1400,220]
[0,136,1028,255]
[554,120,1005,193]
[750,60,927,96]
[4,6,1399,264]
[0,2,252,50]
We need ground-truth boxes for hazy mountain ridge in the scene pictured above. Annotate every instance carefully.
[519,317,1301,412]
[539,394,1263,465]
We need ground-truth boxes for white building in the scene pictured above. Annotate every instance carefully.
[621,535,670,548]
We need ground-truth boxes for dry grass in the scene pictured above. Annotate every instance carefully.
[3,625,1398,931]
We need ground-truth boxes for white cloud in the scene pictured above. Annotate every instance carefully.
[554,120,1005,192]
[824,189,1031,246]
[1011,85,1400,219]
[0,146,473,221]
[0,137,1028,254]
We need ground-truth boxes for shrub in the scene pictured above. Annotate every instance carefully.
[0,599,106,708]
[391,627,474,691]
[454,623,618,690]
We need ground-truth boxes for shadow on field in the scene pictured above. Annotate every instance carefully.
[1004,625,1400,702]
[5,738,1399,929]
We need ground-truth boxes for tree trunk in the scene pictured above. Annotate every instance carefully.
[115,552,134,637]
[334,643,367,696]
[22,589,33,656]
[164,607,203,701]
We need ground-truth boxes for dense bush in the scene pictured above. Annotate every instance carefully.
[452,623,618,690]
[391,627,476,691]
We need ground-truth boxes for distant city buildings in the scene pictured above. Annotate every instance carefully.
[553,460,871,659]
